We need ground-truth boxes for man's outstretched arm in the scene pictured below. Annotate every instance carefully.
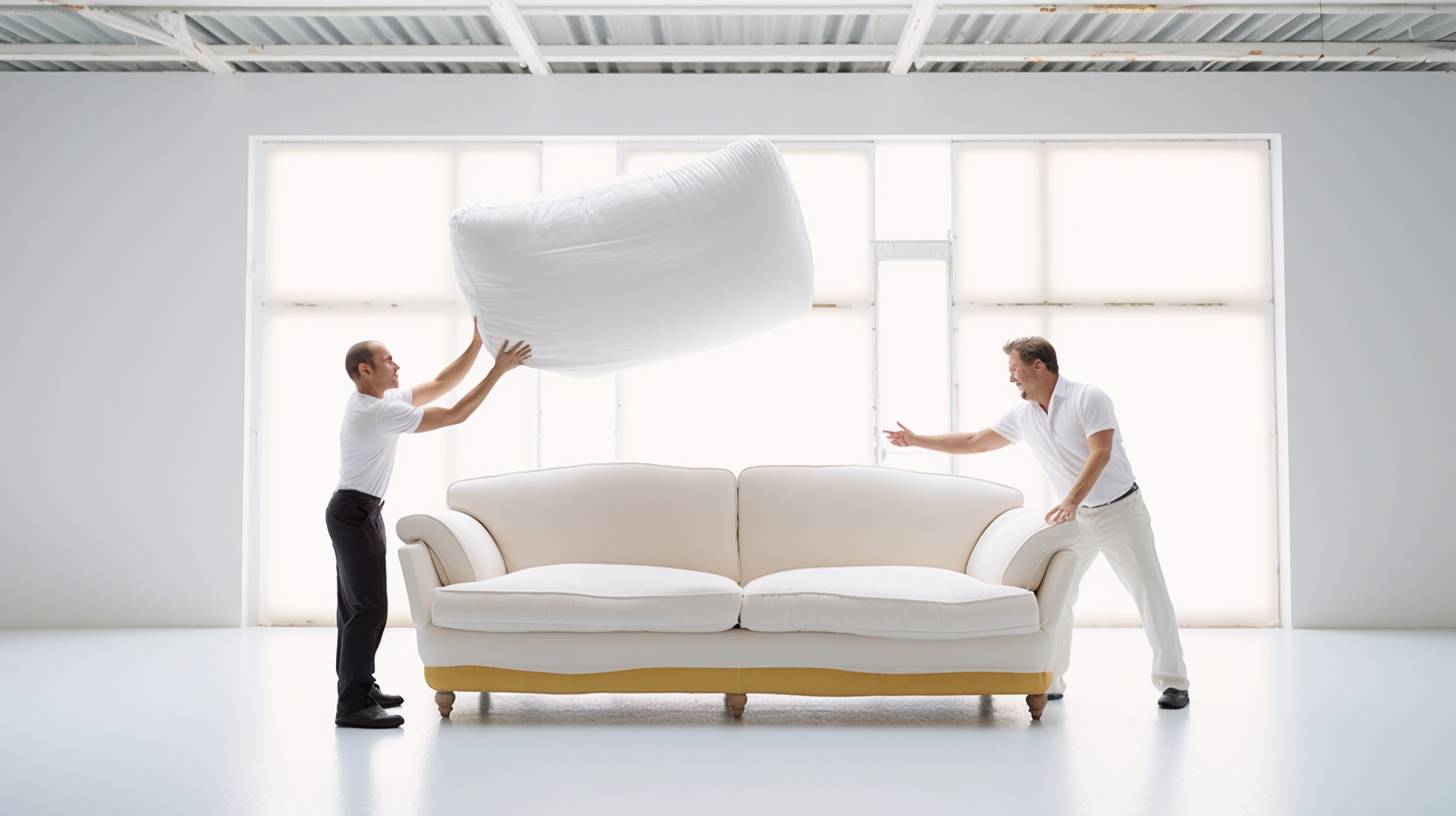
[415,340,532,433]
[411,322,485,407]
[884,422,1011,455]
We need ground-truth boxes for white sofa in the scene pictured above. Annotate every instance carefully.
[396,463,1081,722]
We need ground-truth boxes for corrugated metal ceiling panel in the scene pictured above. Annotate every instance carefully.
[2,6,1454,73]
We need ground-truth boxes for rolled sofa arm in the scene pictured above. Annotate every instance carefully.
[396,508,507,586]
[1034,549,1079,630]
[397,543,442,628]
[965,506,1082,592]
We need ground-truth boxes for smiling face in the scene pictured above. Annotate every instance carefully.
[1007,350,1055,406]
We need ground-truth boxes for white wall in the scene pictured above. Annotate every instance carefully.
[2,73,1452,628]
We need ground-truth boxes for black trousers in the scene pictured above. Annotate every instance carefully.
[325,489,389,715]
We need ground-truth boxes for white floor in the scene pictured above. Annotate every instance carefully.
[1,628,1452,816]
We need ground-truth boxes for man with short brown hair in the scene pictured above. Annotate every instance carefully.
[328,324,530,728]
[885,336,1189,709]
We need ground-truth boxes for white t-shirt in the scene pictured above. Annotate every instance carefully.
[990,375,1138,508]
[337,388,424,499]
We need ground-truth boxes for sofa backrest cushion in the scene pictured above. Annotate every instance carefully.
[448,463,741,581]
[737,465,1023,583]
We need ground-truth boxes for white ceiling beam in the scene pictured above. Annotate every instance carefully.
[35,2,234,72]
[920,39,1456,61]
[889,0,938,73]
[7,40,1454,64]
[487,0,550,73]
[1318,39,1456,59]
[540,43,893,61]
[156,9,234,72]
[8,3,1456,17]
[224,42,518,60]
[0,3,906,15]
[0,42,893,62]
[521,3,906,12]
[937,4,1455,14]
[0,42,184,61]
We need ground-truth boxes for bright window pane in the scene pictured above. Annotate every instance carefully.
[780,146,874,304]
[875,143,951,241]
[621,145,716,177]
[879,259,951,474]
[954,145,1043,303]
[1046,142,1272,303]
[263,146,455,302]
[539,372,617,469]
[618,308,874,473]
[457,145,540,207]
[543,143,618,194]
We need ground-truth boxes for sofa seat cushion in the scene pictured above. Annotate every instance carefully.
[432,563,743,634]
[740,566,1041,640]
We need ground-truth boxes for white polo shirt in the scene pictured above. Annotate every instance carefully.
[337,388,424,499]
[990,375,1138,508]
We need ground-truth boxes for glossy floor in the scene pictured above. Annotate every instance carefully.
[1,628,1450,816]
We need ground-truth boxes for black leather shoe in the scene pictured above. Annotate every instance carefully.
[1158,688,1190,709]
[336,704,404,729]
[1046,692,1064,701]
[370,687,404,709]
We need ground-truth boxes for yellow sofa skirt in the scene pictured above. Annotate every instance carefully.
[425,666,1051,696]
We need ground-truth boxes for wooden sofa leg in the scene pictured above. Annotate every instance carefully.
[725,693,747,718]
[1026,693,1048,721]
[436,691,456,718]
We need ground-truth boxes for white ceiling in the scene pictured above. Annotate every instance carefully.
[2,0,1454,73]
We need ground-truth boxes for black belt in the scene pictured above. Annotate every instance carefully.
[1088,483,1138,509]
[334,488,384,507]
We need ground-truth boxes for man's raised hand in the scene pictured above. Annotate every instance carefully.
[491,340,533,374]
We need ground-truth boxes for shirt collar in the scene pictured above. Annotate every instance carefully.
[1045,374,1070,417]
[1052,374,1070,400]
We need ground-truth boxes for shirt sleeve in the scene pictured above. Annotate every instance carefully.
[376,389,424,435]
[1077,385,1118,437]
[990,406,1023,444]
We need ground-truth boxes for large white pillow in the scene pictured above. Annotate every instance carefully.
[450,137,815,377]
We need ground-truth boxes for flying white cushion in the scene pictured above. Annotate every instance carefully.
[450,137,815,377]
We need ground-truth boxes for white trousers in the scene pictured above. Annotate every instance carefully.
[1050,489,1189,694]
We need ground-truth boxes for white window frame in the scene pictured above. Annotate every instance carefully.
[243,133,1289,628]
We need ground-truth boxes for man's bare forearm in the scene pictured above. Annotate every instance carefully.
[1063,449,1111,508]
[433,332,485,393]
[443,366,504,425]
[418,368,504,432]
[909,429,1006,455]
[416,340,531,433]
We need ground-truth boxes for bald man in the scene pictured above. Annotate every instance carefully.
[327,325,530,728]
